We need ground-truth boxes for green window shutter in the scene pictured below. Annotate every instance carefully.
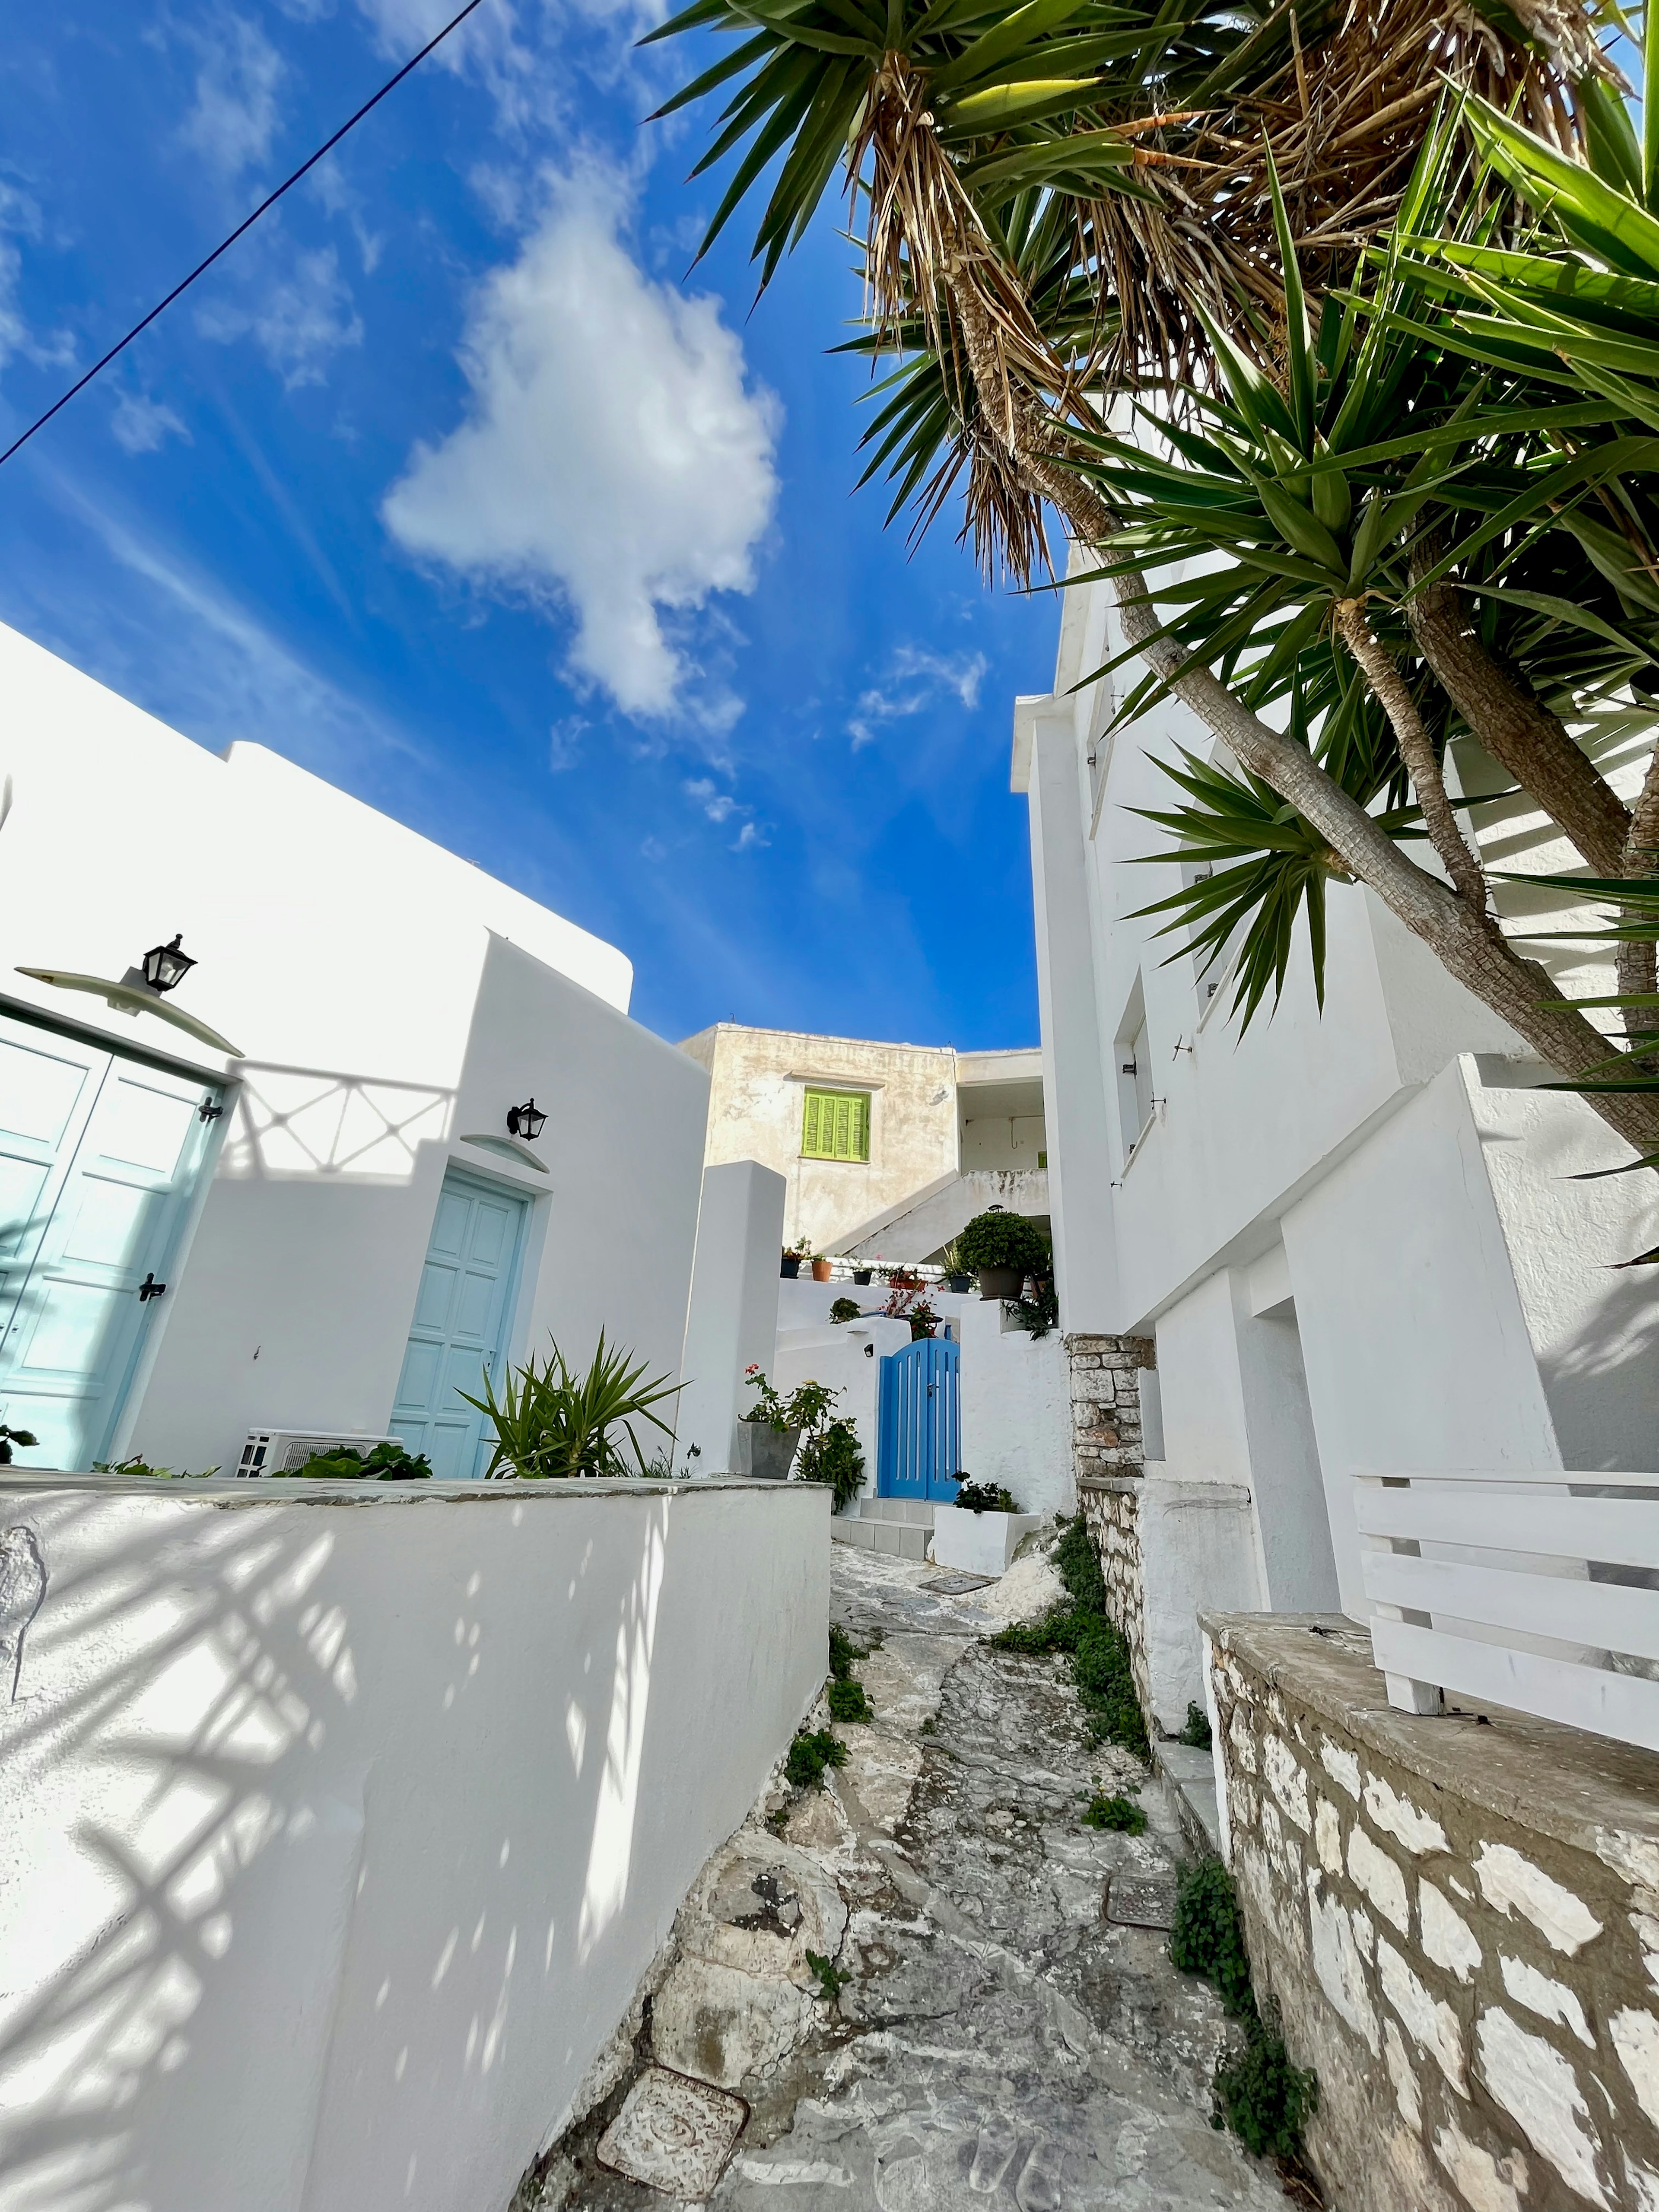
[802,1088,871,1161]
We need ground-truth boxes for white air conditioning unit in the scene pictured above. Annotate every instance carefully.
[236,1430,394,1478]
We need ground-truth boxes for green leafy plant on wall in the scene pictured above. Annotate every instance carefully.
[278,1441,432,1481]
[464,1333,680,1479]
[798,1416,866,1513]
[1170,1857,1319,2164]
[0,1424,38,1467]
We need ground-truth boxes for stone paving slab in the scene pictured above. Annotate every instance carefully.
[515,1544,1290,2212]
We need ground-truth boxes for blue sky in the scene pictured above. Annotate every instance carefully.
[0,0,1058,1046]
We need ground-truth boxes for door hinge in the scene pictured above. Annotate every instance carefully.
[138,1273,168,1303]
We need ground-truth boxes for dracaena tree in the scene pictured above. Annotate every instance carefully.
[646,0,1659,1163]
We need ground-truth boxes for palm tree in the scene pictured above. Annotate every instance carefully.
[648,0,1659,1160]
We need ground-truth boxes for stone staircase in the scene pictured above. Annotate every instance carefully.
[830,1497,933,1561]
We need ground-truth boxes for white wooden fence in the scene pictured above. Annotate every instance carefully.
[1355,1471,1659,1754]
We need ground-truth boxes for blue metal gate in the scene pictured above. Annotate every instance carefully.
[877,1336,961,1500]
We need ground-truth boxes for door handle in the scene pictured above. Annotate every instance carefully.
[137,1273,167,1303]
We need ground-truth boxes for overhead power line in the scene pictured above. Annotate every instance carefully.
[0,0,493,473]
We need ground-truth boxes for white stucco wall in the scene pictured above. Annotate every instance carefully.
[0,622,708,1481]
[0,1474,826,2212]
[772,1317,910,1505]
[955,1297,1073,1516]
[677,1161,787,1475]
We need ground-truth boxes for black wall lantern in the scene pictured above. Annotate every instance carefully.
[142,934,197,995]
[507,1097,547,1143]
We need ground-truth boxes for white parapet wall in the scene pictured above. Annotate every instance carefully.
[0,1472,827,2212]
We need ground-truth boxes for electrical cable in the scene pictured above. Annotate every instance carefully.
[0,0,492,472]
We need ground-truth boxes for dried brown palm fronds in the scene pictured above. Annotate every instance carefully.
[1084,0,1619,391]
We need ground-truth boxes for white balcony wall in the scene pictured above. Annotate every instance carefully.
[0,1475,827,2212]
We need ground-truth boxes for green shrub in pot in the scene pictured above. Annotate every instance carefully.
[956,1209,1049,1295]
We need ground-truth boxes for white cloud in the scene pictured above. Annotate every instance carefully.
[383,168,781,721]
[197,245,363,387]
[550,715,587,771]
[179,15,286,179]
[111,392,190,454]
[0,184,38,370]
[685,777,737,823]
[733,820,767,851]
[847,644,988,748]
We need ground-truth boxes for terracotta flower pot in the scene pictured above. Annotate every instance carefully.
[977,1266,1024,1300]
[811,1257,833,1282]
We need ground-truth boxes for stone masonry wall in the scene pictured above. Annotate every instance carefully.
[1063,1331,1152,1482]
[1205,1611,1659,2212]
[1068,1336,1154,1728]
[1079,1476,1151,1726]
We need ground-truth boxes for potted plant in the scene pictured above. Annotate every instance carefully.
[739,1368,834,1479]
[939,1238,973,1295]
[0,1423,38,1466]
[796,1414,865,1513]
[851,1264,873,1285]
[956,1208,1050,1300]
[780,1245,803,1279]
[906,1298,939,1341]
[810,1245,834,1284]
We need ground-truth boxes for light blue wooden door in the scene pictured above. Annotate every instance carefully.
[0,1012,222,1470]
[389,1168,528,1479]
[877,1336,961,1502]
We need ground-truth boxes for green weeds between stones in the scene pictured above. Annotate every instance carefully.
[805,1948,852,2002]
[988,1518,1149,1758]
[1170,1858,1319,2168]
[785,1729,849,1790]
[828,1625,863,1680]
[1081,1790,1146,1834]
[827,1676,874,1723]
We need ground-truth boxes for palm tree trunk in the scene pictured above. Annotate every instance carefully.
[947,282,1659,1158]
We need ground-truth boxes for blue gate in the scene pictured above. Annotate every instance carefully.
[877,1336,961,1500]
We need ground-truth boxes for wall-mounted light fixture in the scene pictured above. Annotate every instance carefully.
[17,931,242,1056]
[141,934,197,995]
[459,1093,550,1175]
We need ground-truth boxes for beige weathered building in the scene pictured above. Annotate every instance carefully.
[677,1023,1047,1259]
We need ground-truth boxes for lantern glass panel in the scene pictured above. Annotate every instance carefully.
[143,935,196,994]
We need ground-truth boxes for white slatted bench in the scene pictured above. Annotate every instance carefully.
[1354,1470,1659,1753]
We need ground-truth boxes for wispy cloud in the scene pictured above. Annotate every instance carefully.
[38,473,421,783]
[196,244,363,387]
[685,775,766,849]
[383,162,780,725]
[847,643,988,749]
[177,13,286,180]
[110,391,190,454]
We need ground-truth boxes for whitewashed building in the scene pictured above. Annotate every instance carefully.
[1016,560,1659,1730]
[0,620,712,1481]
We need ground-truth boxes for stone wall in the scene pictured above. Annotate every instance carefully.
[1063,1332,1152,1481]
[1205,1611,1659,2212]
[1079,1475,1150,1723]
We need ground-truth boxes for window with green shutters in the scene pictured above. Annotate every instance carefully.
[801,1087,871,1162]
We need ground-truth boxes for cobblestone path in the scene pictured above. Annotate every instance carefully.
[519,1541,1290,2212]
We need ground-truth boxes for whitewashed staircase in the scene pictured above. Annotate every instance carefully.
[831,1498,933,1561]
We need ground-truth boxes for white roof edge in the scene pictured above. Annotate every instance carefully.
[1011,694,1053,794]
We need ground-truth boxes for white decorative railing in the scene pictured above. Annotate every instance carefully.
[1354,1471,1659,1754]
